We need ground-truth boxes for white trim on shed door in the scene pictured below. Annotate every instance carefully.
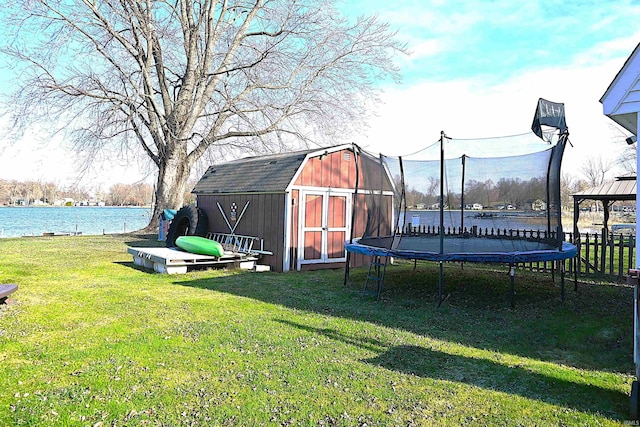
[297,189,351,269]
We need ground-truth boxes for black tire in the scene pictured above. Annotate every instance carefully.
[631,380,640,420]
[165,205,209,247]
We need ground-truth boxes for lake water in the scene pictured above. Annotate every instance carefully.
[403,209,550,232]
[0,206,152,238]
[0,206,552,239]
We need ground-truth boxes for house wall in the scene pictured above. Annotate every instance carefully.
[196,193,287,272]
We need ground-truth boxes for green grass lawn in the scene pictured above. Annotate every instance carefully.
[0,234,635,426]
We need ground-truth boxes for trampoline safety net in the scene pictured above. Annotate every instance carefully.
[347,98,577,263]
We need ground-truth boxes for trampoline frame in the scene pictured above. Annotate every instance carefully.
[345,236,578,264]
[345,235,578,307]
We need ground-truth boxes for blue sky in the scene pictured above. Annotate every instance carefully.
[1,0,639,188]
[339,0,639,84]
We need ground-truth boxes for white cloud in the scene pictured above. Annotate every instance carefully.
[2,1,640,187]
[345,35,638,182]
[408,39,441,60]
[0,120,151,189]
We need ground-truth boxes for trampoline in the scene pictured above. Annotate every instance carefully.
[346,236,577,264]
[344,98,578,306]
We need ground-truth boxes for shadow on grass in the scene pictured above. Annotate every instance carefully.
[173,261,633,374]
[277,319,626,419]
[124,234,165,248]
[368,344,625,417]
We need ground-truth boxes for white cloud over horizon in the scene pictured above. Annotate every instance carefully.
[0,117,152,190]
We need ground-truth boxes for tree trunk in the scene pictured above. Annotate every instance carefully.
[144,146,190,232]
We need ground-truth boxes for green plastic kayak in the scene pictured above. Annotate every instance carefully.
[175,236,224,257]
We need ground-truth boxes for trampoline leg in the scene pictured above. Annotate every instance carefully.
[573,257,578,292]
[509,264,516,308]
[631,380,640,420]
[437,261,444,308]
[343,252,351,287]
[561,262,566,302]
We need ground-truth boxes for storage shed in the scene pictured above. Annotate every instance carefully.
[192,144,394,272]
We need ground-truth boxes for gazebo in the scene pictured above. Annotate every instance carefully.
[572,174,637,240]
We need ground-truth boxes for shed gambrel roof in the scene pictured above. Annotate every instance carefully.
[192,149,313,194]
[600,43,640,134]
[192,145,350,194]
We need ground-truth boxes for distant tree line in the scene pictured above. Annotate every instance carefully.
[401,174,597,211]
[0,179,194,207]
[0,179,149,206]
[404,177,548,210]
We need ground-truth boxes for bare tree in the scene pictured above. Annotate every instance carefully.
[107,183,131,206]
[560,171,577,210]
[1,0,406,228]
[618,144,637,175]
[580,156,613,188]
[603,122,638,175]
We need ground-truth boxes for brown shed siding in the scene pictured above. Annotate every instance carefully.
[357,151,395,193]
[197,193,287,272]
[292,149,359,270]
[289,149,395,270]
[348,193,367,268]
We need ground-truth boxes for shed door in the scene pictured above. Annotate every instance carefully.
[300,191,350,266]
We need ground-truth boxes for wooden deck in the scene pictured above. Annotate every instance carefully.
[127,247,259,274]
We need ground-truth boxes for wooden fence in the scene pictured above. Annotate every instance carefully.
[569,231,635,280]
[399,224,635,280]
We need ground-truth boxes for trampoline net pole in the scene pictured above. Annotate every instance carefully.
[395,155,406,248]
[438,131,446,307]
